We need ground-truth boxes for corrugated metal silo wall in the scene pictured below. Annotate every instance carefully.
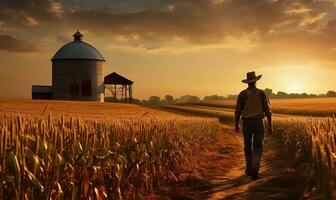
[52,60,104,102]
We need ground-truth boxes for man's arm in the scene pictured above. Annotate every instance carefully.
[235,114,241,133]
[261,91,273,134]
[266,115,273,134]
[235,92,244,133]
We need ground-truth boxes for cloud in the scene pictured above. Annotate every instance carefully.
[66,0,287,46]
[62,0,336,50]
[0,0,336,59]
[300,12,327,27]
[0,0,62,28]
[0,35,38,52]
[66,0,282,45]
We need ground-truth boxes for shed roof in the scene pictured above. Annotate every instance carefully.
[51,31,105,61]
[104,72,134,85]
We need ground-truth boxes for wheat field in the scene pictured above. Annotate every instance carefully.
[274,119,336,199]
[0,100,175,119]
[2,99,336,199]
[190,98,336,117]
[0,100,219,199]
[162,102,336,199]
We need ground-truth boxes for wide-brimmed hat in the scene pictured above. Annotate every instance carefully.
[242,71,262,83]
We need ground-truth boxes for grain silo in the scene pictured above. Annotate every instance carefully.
[51,31,105,102]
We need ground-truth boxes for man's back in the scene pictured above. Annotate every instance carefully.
[235,87,271,120]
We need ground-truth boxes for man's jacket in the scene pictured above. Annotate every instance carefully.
[235,87,272,119]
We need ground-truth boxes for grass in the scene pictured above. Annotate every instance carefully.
[0,100,220,199]
[186,98,336,117]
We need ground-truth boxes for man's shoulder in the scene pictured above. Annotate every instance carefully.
[237,90,248,101]
[238,89,248,96]
[256,88,268,99]
[256,88,266,94]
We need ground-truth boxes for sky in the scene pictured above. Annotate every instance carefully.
[1,0,336,99]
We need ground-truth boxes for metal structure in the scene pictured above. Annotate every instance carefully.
[51,31,105,102]
[32,85,52,99]
[104,72,133,103]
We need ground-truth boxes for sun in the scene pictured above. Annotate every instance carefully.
[263,64,315,94]
[286,81,304,93]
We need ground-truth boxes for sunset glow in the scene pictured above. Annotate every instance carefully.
[1,0,336,99]
[1,1,336,198]
[279,65,312,94]
[286,81,305,94]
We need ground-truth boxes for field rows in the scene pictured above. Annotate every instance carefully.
[1,100,335,199]
[160,104,310,123]
[0,100,220,199]
[161,103,336,199]
[185,97,336,117]
[0,100,174,119]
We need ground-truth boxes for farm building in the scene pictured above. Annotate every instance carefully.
[31,85,52,99]
[104,72,134,103]
[32,31,133,102]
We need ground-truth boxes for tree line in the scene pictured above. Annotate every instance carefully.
[135,89,336,106]
[264,88,336,99]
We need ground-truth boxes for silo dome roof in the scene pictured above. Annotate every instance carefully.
[51,31,105,61]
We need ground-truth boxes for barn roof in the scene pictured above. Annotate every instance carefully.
[51,31,105,61]
[104,72,134,85]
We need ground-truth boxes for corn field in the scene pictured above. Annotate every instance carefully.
[0,114,219,199]
[274,118,336,199]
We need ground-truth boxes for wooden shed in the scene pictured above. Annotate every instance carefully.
[104,72,133,103]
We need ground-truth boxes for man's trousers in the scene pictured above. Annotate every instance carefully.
[242,118,265,173]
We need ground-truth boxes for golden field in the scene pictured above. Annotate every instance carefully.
[274,118,336,199]
[188,98,336,117]
[161,101,336,199]
[1,99,335,199]
[0,100,219,199]
[0,100,176,119]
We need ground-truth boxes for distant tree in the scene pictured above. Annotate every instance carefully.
[276,91,288,98]
[308,94,318,98]
[264,88,274,98]
[131,98,141,104]
[176,95,200,103]
[224,89,336,99]
[227,94,238,99]
[203,95,225,101]
[148,96,161,105]
[301,93,308,98]
[326,90,336,97]
[141,100,149,105]
[164,95,174,104]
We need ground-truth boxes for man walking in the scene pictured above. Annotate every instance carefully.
[235,71,273,180]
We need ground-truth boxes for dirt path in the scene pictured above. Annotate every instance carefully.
[150,125,303,199]
[205,127,302,200]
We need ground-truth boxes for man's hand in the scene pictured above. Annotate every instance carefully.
[235,124,240,133]
[266,116,273,135]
